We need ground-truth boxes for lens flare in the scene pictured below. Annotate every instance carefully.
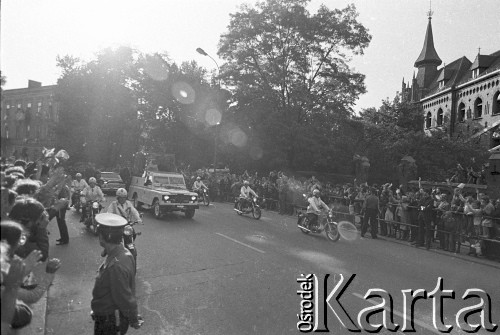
[171,82,195,104]
[228,128,247,147]
[249,145,263,160]
[205,108,221,126]
[337,221,359,241]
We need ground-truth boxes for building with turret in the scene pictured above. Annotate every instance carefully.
[402,11,500,150]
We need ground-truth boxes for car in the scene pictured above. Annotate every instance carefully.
[100,171,126,195]
[128,171,199,219]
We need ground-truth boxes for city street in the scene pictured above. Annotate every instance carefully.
[43,199,500,335]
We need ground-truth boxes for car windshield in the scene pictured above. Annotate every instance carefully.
[101,172,121,180]
[154,176,186,189]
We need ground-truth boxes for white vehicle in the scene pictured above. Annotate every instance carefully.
[128,171,199,219]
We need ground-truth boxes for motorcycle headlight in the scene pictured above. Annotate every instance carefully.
[163,195,170,201]
[124,225,133,236]
[328,213,333,218]
[191,196,197,201]
[92,202,99,209]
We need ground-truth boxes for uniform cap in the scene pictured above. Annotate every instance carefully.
[95,213,127,230]
[313,189,320,195]
[89,177,97,183]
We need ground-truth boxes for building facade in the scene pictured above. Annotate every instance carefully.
[1,80,59,160]
[402,13,500,150]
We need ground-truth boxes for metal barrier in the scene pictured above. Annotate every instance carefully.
[332,202,500,259]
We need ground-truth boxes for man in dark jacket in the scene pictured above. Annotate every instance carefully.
[417,191,434,249]
[361,188,380,239]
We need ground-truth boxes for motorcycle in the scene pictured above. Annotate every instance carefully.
[297,209,340,242]
[123,218,142,269]
[82,200,102,235]
[197,188,210,206]
[72,189,82,213]
[234,196,262,220]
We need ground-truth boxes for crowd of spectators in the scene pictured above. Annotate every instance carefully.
[1,157,64,333]
[187,168,500,259]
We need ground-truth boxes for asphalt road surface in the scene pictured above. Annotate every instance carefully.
[43,198,500,335]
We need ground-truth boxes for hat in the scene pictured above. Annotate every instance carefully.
[95,213,127,232]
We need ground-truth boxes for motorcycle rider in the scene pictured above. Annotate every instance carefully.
[80,177,104,222]
[192,177,208,198]
[107,188,142,224]
[71,173,88,207]
[94,170,105,188]
[236,180,258,210]
[306,189,330,229]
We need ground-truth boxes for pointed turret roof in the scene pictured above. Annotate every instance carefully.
[414,17,442,68]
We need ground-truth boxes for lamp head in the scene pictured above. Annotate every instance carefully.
[196,48,208,56]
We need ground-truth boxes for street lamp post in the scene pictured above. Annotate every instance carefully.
[196,47,221,176]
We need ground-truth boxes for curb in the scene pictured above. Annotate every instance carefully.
[18,291,47,335]
[375,235,500,270]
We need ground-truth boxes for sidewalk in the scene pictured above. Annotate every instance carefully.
[18,292,47,335]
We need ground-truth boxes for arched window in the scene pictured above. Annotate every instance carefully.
[458,102,466,122]
[493,91,500,115]
[474,98,483,118]
[437,108,444,126]
[426,112,432,128]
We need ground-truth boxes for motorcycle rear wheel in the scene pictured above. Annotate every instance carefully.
[325,222,340,242]
[298,217,310,234]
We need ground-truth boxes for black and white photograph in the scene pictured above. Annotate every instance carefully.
[1,0,499,334]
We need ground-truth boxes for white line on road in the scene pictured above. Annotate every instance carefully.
[215,233,266,254]
[352,293,440,334]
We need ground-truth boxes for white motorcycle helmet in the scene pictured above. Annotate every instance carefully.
[89,177,97,184]
[116,188,128,198]
[76,173,82,178]
[196,176,201,181]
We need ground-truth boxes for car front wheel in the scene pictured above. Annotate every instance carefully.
[152,199,161,219]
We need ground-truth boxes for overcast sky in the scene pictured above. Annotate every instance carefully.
[1,0,499,112]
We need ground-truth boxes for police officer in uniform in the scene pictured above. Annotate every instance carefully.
[91,213,143,334]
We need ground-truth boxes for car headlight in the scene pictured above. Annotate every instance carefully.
[92,202,99,209]
[163,195,170,201]
[124,225,133,236]
[191,196,197,201]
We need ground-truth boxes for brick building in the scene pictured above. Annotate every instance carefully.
[1,80,59,160]
[402,12,500,150]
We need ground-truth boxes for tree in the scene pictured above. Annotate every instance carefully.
[55,47,217,170]
[218,0,371,170]
[55,47,139,167]
[356,95,489,183]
